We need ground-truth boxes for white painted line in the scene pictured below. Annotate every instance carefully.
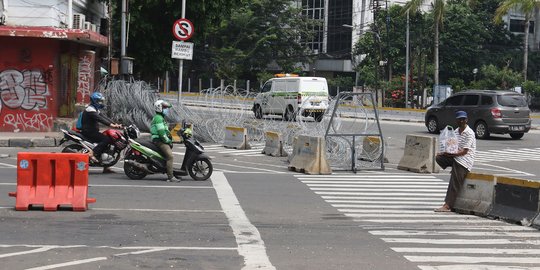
[340,209,435,214]
[406,255,540,264]
[311,187,446,192]
[88,184,213,189]
[323,196,443,201]
[307,184,448,188]
[302,181,447,185]
[382,238,540,245]
[25,257,108,270]
[213,162,286,174]
[297,175,439,179]
[371,230,540,237]
[0,162,16,168]
[474,163,534,176]
[211,172,275,270]
[361,219,494,223]
[0,247,55,258]
[92,208,222,213]
[393,247,540,254]
[333,204,438,209]
[316,192,446,196]
[347,213,451,218]
[418,264,540,270]
[331,200,440,205]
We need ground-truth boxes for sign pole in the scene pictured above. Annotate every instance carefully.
[178,0,186,104]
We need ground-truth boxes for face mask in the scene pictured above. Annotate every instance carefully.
[163,108,169,116]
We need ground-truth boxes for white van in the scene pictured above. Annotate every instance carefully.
[252,76,330,121]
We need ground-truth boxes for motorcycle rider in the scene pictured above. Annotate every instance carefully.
[81,92,122,173]
[151,100,180,182]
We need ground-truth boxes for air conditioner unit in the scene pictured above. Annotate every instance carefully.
[90,24,97,32]
[72,13,85,29]
[83,22,91,30]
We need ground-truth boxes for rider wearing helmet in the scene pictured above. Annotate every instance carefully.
[150,100,179,182]
[81,92,122,170]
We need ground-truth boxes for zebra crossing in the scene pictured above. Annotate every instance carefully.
[476,147,540,163]
[296,173,540,270]
[203,143,266,157]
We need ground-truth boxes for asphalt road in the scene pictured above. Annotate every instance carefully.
[0,118,539,269]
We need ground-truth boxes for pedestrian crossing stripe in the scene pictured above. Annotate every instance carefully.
[475,147,540,163]
[295,173,540,269]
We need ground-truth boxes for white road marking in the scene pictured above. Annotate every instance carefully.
[213,161,286,174]
[211,172,275,270]
[406,255,540,264]
[393,247,540,254]
[0,162,16,168]
[382,238,540,245]
[371,230,540,237]
[25,257,108,270]
[418,265,540,270]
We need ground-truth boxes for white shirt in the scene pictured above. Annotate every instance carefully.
[454,125,476,171]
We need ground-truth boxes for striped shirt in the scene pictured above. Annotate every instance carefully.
[454,125,476,171]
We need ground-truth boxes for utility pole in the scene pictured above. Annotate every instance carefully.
[120,0,127,76]
[178,0,186,104]
[405,11,410,109]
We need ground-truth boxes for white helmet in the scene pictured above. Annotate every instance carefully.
[154,100,171,113]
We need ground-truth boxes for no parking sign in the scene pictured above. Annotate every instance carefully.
[172,18,194,41]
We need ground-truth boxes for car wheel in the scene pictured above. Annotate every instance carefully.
[509,133,524,140]
[426,117,439,134]
[283,106,296,121]
[474,121,490,139]
[254,105,263,119]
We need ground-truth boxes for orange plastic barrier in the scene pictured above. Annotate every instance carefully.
[8,152,96,211]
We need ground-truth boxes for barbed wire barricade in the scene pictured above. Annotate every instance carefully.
[103,80,384,171]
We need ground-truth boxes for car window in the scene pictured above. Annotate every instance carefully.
[481,95,493,105]
[463,95,479,106]
[261,82,272,93]
[497,95,527,107]
[445,95,463,106]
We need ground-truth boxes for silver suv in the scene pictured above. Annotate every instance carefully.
[425,90,531,139]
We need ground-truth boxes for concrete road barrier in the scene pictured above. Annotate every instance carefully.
[223,126,251,150]
[453,173,495,216]
[262,131,287,157]
[359,136,388,163]
[488,177,540,226]
[397,135,439,173]
[288,135,331,175]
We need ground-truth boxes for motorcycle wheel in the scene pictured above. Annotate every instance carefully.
[188,157,213,181]
[123,154,148,180]
[61,144,87,154]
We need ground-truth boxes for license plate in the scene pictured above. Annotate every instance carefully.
[305,109,324,113]
[311,102,321,106]
[509,125,524,131]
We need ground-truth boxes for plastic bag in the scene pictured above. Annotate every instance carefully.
[439,126,459,154]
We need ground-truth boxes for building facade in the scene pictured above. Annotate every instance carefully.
[297,0,538,80]
[0,0,108,132]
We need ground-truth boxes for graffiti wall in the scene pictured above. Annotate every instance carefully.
[76,50,95,104]
[0,37,57,132]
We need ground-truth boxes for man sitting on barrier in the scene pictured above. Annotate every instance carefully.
[434,110,476,212]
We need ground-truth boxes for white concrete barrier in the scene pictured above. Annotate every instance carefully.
[288,135,331,175]
[262,131,287,157]
[453,173,495,216]
[397,134,439,173]
[359,136,388,163]
[223,126,251,150]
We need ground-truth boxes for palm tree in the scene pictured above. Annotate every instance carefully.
[494,0,540,81]
[402,0,446,87]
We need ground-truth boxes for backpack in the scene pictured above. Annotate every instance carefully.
[76,111,84,130]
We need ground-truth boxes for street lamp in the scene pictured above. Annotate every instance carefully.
[473,68,478,82]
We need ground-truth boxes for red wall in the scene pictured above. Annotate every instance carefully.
[0,37,58,132]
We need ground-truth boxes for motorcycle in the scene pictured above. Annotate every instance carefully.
[59,125,140,168]
[123,124,213,181]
